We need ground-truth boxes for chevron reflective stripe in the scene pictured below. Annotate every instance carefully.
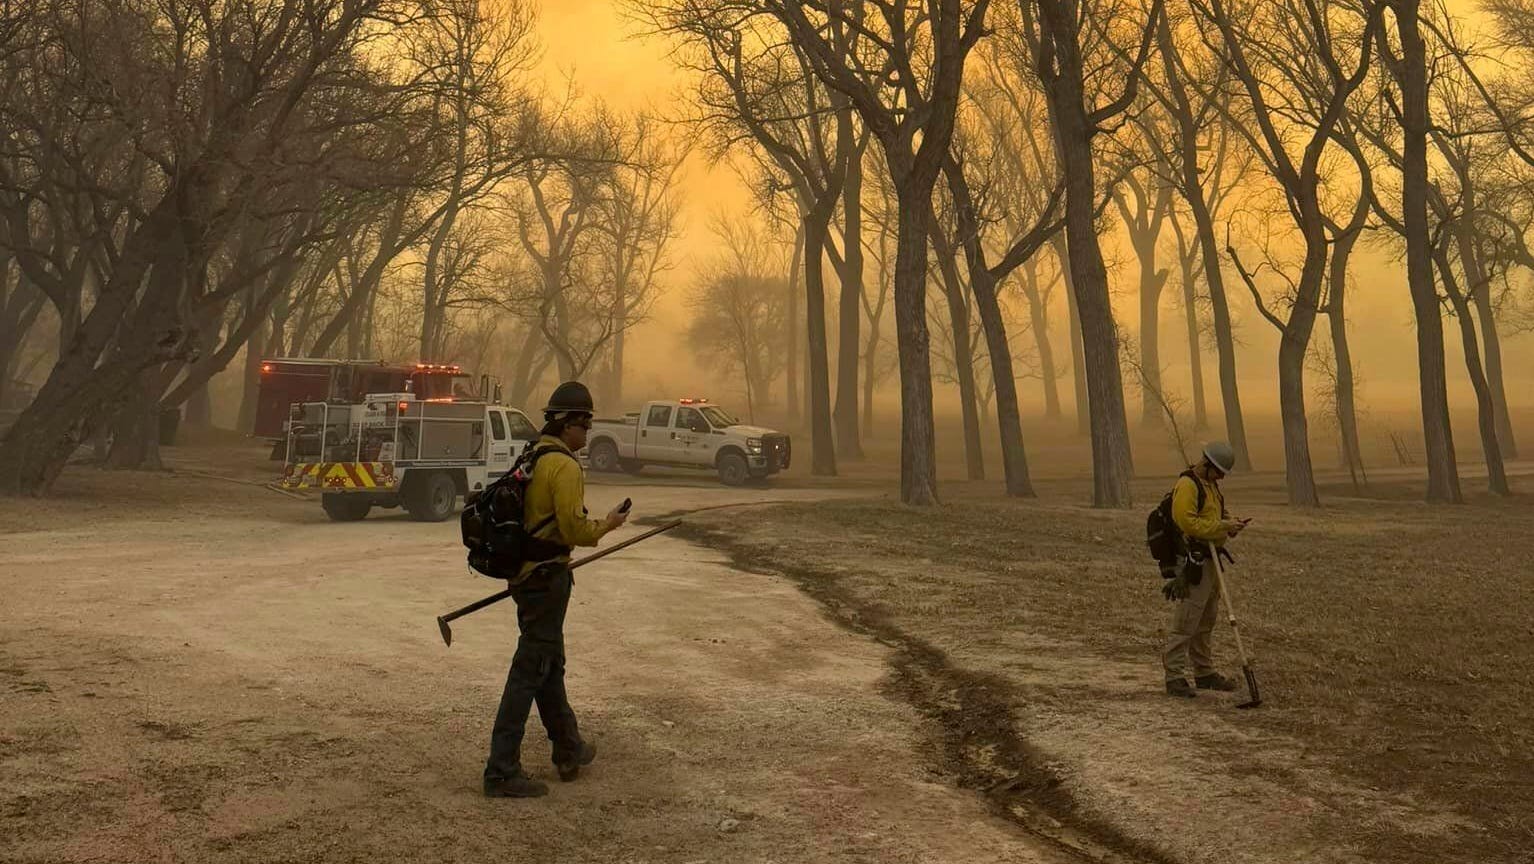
[281,462,396,490]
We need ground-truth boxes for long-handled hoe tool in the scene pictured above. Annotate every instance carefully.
[436,519,683,647]
[1208,541,1263,709]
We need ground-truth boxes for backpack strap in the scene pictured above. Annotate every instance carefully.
[520,445,576,538]
[1178,469,1207,514]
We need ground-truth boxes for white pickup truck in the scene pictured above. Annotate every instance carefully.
[586,399,792,486]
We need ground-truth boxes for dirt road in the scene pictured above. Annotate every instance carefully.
[1,465,1070,863]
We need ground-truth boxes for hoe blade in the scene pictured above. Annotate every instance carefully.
[1237,664,1262,709]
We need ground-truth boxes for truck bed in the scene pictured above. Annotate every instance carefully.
[590,414,640,455]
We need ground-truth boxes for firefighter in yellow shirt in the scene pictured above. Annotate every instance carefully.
[1161,442,1250,698]
[483,381,628,798]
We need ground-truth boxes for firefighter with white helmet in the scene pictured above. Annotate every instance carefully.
[1161,441,1251,698]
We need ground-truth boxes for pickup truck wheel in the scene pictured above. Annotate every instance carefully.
[717,452,749,487]
[589,439,621,473]
[322,493,371,522]
[405,471,457,522]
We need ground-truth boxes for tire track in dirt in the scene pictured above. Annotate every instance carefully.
[663,511,1174,864]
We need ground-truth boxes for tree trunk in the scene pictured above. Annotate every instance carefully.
[1056,236,1090,436]
[1159,15,1248,467]
[1437,247,1509,495]
[107,373,166,470]
[835,140,865,458]
[1118,187,1172,427]
[1177,239,1209,431]
[1457,225,1518,460]
[892,188,939,505]
[972,266,1035,497]
[934,245,985,481]
[1138,266,1169,426]
[236,318,267,434]
[508,327,543,408]
[803,210,838,477]
[1398,0,1462,505]
[1327,231,1367,489]
[1020,260,1061,420]
[1049,99,1134,506]
[1451,306,1510,496]
[1276,330,1318,507]
[787,224,803,428]
[862,329,878,441]
[0,199,190,493]
[185,381,213,430]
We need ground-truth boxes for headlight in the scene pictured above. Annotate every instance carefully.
[746,438,762,454]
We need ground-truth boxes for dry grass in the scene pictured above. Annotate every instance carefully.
[687,468,1534,863]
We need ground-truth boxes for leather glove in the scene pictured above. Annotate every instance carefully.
[1162,575,1191,602]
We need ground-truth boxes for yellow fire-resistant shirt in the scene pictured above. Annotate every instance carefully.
[518,435,611,580]
[1171,471,1228,547]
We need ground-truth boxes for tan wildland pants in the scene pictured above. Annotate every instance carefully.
[1162,558,1221,681]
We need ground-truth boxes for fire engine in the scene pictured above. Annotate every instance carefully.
[280,391,538,522]
[254,359,494,457]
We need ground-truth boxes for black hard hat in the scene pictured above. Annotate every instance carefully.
[544,381,594,417]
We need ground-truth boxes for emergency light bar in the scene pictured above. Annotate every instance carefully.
[678,397,710,405]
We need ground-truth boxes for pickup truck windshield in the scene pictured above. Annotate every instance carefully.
[700,406,739,428]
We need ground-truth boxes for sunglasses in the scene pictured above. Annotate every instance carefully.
[568,418,592,430]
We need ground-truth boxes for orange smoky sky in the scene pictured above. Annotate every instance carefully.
[527,0,1533,425]
[532,0,761,401]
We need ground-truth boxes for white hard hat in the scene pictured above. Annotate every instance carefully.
[1202,441,1236,474]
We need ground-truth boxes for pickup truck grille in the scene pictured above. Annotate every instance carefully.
[761,434,791,470]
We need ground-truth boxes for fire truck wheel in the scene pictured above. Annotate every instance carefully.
[322,493,371,522]
[588,439,621,473]
[406,471,458,522]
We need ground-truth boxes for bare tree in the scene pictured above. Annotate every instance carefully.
[1198,0,1387,507]
[688,271,789,421]
[639,0,856,478]
[411,0,538,361]
[0,0,438,493]
[595,114,683,404]
[1149,8,1253,467]
[1112,170,1176,428]
[760,0,993,505]
[506,113,622,382]
[928,212,988,481]
[970,58,1067,423]
[1167,217,1209,430]
[1013,0,1166,507]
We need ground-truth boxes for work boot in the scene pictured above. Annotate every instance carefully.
[483,772,549,798]
[555,741,597,782]
[1195,673,1240,692]
[1165,679,1197,699]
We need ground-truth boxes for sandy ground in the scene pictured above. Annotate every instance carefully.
[679,469,1534,864]
[0,456,1076,864]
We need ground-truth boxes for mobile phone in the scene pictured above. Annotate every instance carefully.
[619,498,632,513]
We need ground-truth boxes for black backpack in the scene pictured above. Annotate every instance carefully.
[460,446,572,579]
[1146,470,1208,578]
